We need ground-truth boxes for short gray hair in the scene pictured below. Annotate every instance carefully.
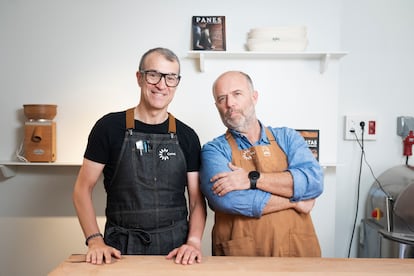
[138,47,180,74]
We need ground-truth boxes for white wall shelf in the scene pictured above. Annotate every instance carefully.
[187,51,348,73]
[0,161,337,178]
[0,162,81,178]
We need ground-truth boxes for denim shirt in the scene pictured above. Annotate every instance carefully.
[200,122,324,218]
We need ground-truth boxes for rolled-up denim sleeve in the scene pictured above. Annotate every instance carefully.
[200,141,270,218]
[289,165,324,201]
[275,128,324,202]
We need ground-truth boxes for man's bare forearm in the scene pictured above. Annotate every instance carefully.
[262,195,316,215]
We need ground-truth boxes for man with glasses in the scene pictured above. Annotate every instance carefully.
[200,71,323,257]
[73,47,206,265]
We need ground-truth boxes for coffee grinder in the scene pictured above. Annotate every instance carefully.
[23,104,57,162]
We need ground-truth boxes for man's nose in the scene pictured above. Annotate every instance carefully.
[155,75,167,88]
[226,95,235,107]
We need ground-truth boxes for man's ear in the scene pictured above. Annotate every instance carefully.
[136,71,144,87]
[252,90,259,103]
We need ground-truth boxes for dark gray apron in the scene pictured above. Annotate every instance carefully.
[104,108,188,255]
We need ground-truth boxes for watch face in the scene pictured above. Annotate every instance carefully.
[249,171,260,180]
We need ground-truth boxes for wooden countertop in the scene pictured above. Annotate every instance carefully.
[48,254,414,275]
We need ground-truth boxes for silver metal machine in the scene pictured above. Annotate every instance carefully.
[358,165,414,258]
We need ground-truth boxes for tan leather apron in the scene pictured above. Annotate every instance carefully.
[212,128,321,257]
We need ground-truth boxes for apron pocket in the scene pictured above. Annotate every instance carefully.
[220,236,257,256]
[287,230,321,257]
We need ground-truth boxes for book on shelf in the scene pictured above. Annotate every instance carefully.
[296,129,319,161]
[191,16,226,51]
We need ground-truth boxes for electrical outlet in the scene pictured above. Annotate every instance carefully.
[344,115,377,140]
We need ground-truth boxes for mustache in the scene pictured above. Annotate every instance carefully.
[222,108,243,129]
[225,108,241,118]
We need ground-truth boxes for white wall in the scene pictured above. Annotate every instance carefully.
[337,0,414,257]
[0,0,413,275]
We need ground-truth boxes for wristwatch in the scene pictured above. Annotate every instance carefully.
[248,171,260,189]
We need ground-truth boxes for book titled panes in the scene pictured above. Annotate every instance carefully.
[192,16,226,51]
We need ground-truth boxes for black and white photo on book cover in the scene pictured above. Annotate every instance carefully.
[192,16,226,51]
[296,129,320,161]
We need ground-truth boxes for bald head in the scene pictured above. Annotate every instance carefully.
[212,71,254,98]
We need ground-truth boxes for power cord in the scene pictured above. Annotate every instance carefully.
[406,155,414,169]
[347,122,396,258]
[16,140,29,162]
[347,122,365,258]
[353,125,390,197]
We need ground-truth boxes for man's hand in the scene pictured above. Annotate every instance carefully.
[86,238,121,265]
[294,199,316,214]
[166,240,202,265]
[210,163,249,196]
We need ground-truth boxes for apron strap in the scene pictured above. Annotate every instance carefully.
[167,113,176,134]
[225,130,238,153]
[125,108,176,134]
[264,127,275,142]
[126,108,135,130]
[112,224,152,245]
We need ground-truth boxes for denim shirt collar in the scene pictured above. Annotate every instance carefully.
[228,120,270,149]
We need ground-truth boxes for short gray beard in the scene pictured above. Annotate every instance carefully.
[221,106,256,133]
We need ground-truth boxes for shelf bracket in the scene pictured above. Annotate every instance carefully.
[199,53,205,72]
[320,53,331,74]
[0,165,16,178]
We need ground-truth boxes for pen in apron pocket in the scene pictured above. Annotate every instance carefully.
[136,140,144,155]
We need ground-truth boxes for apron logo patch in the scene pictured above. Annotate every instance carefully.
[261,146,272,157]
[242,149,255,160]
[158,148,176,160]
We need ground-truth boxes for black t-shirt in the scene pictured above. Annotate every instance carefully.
[84,110,201,185]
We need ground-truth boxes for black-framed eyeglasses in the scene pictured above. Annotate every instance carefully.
[140,70,181,87]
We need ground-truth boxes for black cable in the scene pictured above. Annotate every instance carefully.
[347,126,414,257]
[347,123,402,258]
[352,122,392,197]
[360,121,365,149]
[363,152,391,198]
[347,124,364,258]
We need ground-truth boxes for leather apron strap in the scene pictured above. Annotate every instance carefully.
[126,107,176,133]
